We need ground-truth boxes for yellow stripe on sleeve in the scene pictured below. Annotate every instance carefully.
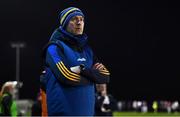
[60,62,80,77]
[58,62,80,80]
[100,71,110,75]
[56,63,79,82]
[100,69,110,73]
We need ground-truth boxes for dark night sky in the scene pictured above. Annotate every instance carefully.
[0,0,180,101]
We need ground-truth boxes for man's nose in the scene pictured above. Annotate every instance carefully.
[77,20,81,25]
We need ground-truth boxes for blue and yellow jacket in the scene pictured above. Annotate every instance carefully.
[40,27,110,116]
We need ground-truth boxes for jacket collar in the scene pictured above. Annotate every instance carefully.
[56,26,88,48]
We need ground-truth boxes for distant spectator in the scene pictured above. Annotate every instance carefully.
[171,101,179,112]
[31,92,42,116]
[141,101,148,113]
[95,84,117,116]
[0,81,18,116]
[152,101,158,112]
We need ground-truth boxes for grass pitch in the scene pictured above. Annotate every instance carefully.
[113,111,180,116]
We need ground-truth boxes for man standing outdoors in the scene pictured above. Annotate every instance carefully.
[40,7,110,116]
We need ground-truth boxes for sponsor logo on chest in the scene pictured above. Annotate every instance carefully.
[77,58,86,62]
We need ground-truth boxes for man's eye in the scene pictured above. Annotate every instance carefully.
[71,18,76,21]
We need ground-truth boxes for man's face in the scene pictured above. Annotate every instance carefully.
[66,15,84,35]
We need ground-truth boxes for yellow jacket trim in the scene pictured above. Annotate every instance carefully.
[58,62,80,80]
[100,71,110,75]
[56,63,79,82]
[100,69,109,73]
[60,62,80,77]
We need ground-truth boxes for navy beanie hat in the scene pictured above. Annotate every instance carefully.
[59,7,84,29]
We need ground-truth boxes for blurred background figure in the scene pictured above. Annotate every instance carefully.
[152,101,158,112]
[95,84,117,116]
[132,100,148,113]
[164,101,172,113]
[0,81,21,116]
[31,92,42,116]
[141,101,148,113]
[117,101,123,111]
[171,101,179,113]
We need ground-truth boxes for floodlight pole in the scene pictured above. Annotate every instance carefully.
[11,42,25,99]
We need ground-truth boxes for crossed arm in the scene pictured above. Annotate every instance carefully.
[46,45,110,85]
